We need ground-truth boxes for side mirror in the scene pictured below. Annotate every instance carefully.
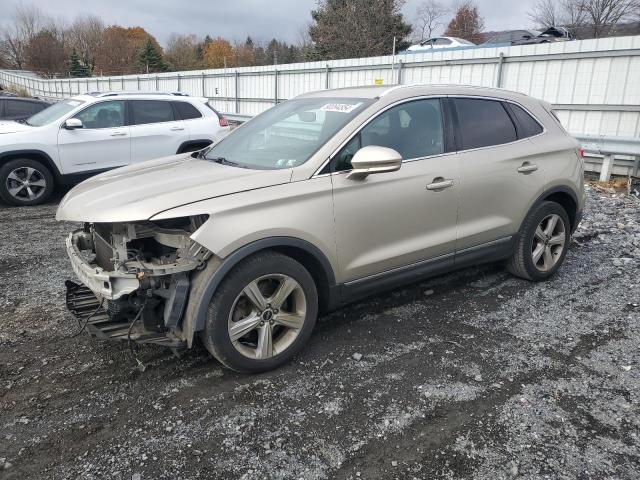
[347,145,402,180]
[63,118,83,130]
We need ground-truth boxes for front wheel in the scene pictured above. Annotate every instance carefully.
[0,158,54,206]
[200,251,318,373]
[507,201,570,281]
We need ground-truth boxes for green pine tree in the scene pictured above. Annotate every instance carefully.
[68,49,90,78]
[138,38,168,73]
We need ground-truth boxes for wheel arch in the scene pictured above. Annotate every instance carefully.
[183,237,339,347]
[0,149,61,179]
[521,185,580,235]
[176,139,212,154]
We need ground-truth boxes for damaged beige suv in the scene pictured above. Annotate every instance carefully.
[57,85,585,372]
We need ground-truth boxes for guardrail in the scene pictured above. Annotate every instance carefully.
[575,135,640,181]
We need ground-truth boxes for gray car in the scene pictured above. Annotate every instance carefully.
[57,84,586,372]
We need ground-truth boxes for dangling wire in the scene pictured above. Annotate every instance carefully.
[70,298,104,338]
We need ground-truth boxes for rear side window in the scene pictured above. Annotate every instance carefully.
[508,103,543,138]
[454,98,517,150]
[173,101,202,120]
[131,100,175,125]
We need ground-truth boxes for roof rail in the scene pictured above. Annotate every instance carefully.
[86,91,189,97]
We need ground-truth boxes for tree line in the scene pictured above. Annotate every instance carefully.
[0,0,638,79]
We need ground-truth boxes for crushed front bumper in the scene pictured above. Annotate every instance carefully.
[65,230,139,301]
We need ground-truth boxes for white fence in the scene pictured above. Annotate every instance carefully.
[1,35,640,138]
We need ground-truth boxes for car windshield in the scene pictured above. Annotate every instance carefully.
[204,97,373,169]
[26,99,85,127]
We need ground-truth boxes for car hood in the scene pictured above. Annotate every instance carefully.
[56,154,293,223]
[0,121,32,134]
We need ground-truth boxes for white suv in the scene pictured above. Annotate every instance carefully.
[0,92,230,206]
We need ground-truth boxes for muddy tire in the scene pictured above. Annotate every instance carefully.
[507,201,571,281]
[200,251,318,373]
[0,158,54,206]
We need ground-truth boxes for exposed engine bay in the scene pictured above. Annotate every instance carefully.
[65,216,211,347]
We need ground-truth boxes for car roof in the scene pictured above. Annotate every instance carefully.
[0,96,49,103]
[297,84,533,102]
[69,92,206,103]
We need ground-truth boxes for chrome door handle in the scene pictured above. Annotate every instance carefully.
[170,127,185,131]
[110,132,127,137]
[426,178,454,190]
[517,163,538,173]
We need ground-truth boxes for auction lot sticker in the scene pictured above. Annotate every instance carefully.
[320,103,361,113]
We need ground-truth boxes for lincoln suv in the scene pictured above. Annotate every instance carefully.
[0,92,229,206]
[57,85,585,372]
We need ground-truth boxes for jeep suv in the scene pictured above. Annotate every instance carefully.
[0,92,229,206]
[57,85,585,373]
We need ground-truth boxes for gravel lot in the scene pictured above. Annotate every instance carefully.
[1,185,639,480]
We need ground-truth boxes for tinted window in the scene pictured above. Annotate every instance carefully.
[454,98,517,150]
[131,100,175,125]
[75,101,125,129]
[361,99,444,160]
[173,101,202,120]
[434,38,452,45]
[6,100,43,117]
[508,103,543,138]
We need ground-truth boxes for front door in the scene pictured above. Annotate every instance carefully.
[330,98,460,284]
[57,100,130,174]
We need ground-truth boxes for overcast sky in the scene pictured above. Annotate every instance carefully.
[0,0,538,46]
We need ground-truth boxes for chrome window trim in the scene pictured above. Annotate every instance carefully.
[311,93,547,178]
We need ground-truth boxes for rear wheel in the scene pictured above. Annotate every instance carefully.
[200,251,318,373]
[507,201,570,281]
[0,158,54,206]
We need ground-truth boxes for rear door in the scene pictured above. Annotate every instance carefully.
[129,100,186,162]
[452,97,545,252]
[57,100,131,174]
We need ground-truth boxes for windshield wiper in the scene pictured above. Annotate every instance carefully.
[208,156,246,168]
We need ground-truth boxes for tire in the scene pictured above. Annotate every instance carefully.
[200,251,318,373]
[0,158,54,206]
[507,201,571,281]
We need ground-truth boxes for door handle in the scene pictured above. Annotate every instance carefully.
[110,132,127,137]
[170,127,185,131]
[517,162,538,173]
[426,178,454,190]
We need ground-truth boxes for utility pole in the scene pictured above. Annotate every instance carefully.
[391,36,397,83]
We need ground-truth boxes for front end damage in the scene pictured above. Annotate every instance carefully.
[65,216,211,349]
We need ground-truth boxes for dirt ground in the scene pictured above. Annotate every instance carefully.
[1,185,639,480]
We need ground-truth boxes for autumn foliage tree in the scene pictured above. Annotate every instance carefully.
[25,28,66,78]
[203,37,235,68]
[444,1,485,44]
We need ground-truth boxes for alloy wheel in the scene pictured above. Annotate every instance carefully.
[531,213,566,272]
[228,274,307,360]
[6,166,47,202]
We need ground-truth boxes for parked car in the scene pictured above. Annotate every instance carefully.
[58,84,585,373]
[0,91,230,206]
[406,36,475,51]
[513,26,573,45]
[0,97,50,121]
[483,30,542,45]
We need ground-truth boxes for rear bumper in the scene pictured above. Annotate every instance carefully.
[65,230,139,300]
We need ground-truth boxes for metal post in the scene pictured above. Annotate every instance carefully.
[137,76,140,90]
[496,52,506,88]
[325,64,330,89]
[599,154,614,182]
[108,77,112,91]
[122,76,125,89]
[632,157,639,177]
[274,69,278,105]
[202,72,206,97]
[234,70,239,114]
[156,75,159,90]
[177,74,181,92]
[397,60,403,85]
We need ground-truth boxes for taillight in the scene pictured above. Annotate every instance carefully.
[578,148,584,158]
[218,116,228,127]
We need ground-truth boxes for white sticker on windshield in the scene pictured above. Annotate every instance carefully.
[320,103,361,113]
[67,101,81,107]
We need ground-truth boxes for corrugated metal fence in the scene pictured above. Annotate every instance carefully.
[1,35,640,137]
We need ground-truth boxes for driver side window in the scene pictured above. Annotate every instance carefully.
[74,101,125,129]
[332,98,445,172]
